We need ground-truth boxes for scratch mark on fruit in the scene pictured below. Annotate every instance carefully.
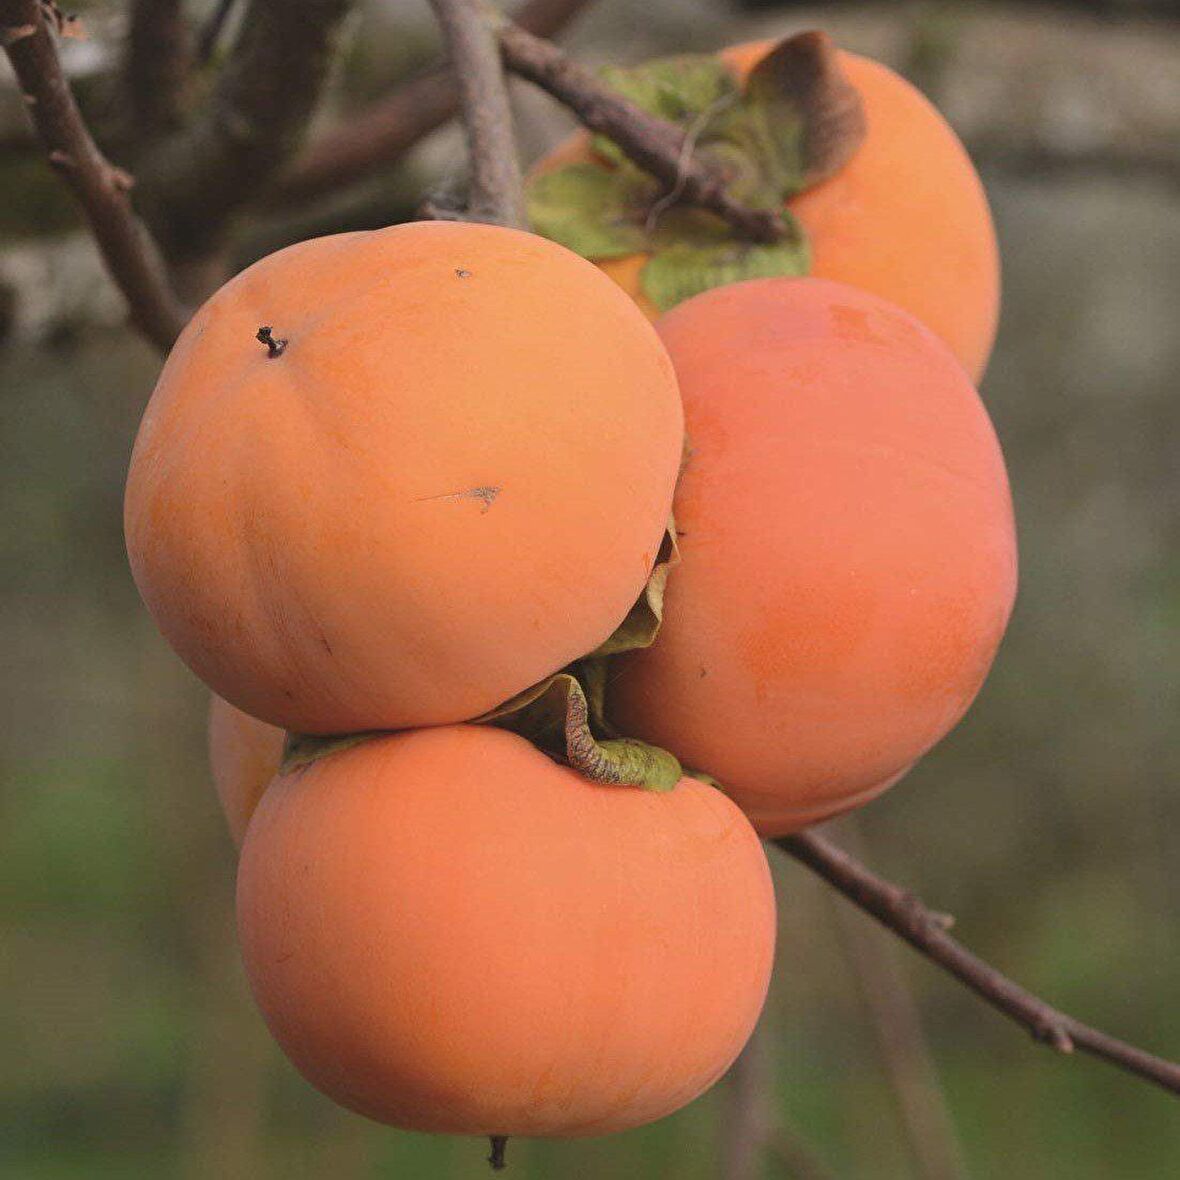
[417,486,501,514]
[455,268,472,278]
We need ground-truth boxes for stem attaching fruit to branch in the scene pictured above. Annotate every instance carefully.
[492,13,787,245]
[426,0,526,228]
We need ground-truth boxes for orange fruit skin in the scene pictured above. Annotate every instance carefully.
[237,726,775,1136]
[126,221,683,735]
[609,279,1017,836]
[207,695,284,845]
[535,42,999,382]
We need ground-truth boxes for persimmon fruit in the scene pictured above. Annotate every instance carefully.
[125,221,683,735]
[237,725,775,1136]
[207,695,284,845]
[534,40,999,381]
[609,278,1017,835]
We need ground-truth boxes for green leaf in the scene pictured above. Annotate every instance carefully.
[594,55,740,165]
[476,672,681,791]
[526,163,656,259]
[741,30,867,199]
[588,521,680,658]
[640,214,811,313]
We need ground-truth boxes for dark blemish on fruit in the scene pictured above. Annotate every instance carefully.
[256,326,287,357]
[699,666,708,678]
[455,268,472,279]
[417,486,501,514]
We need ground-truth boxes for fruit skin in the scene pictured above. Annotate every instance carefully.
[207,695,284,845]
[609,278,1017,836]
[237,725,775,1137]
[535,42,999,381]
[125,221,683,735]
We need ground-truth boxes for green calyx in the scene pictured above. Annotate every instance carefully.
[526,30,867,313]
[476,669,682,792]
[278,523,684,792]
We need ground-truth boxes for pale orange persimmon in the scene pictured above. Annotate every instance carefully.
[207,695,284,845]
[609,279,1017,836]
[534,41,999,381]
[125,221,683,735]
[237,725,775,1137]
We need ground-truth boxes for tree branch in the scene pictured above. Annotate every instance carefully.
[720,1024,837,1180]
[776,830,1180,1097]
[197,0,239,66]
[425,0,523,228]
[138,0,354,270]
[123,0,191,139]
[827,819,966,1180]
[2,0,187,351]
[492,15,787,245]
[269,0,593,210]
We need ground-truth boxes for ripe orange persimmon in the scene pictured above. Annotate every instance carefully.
[207,695,283,845]
[237,725,775,1137]
[125,221,683,735]
[609,279,1017,835]
[535,40,999,381]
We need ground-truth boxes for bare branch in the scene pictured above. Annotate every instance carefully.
[271,0,593,210]
[719,1030,771,1180]
[197,0,239,65]
[776,830,1180,1097]
[123,0,191,138]
[2,0,186,351]
[827,820,966,1180]
[720,1023,837,1180]
[425,0,523,228]
[138,0,354,268]
[493,16,787,245]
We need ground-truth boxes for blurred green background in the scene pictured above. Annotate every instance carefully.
[2,1,1178,1176]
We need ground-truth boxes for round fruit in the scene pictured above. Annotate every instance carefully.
[208,695,284,845]
[237,725,775,1136]
[126,221,683,735]
[534,40,999,381]
[609,278,1017,836]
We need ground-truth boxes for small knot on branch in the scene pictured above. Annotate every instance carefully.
[1032,1019,1075,1054]
[256,326,286,357]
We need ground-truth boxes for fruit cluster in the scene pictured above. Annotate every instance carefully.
[126,35,1016,1156]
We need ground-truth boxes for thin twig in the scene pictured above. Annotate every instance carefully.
[2,0,187,351]
[720,1024,837,1180]
[776,830,1180,1097]
[827,820,967,1180]
[425,0,524,227]
[492,15,786,245]
[197,0,239,65]
[123,0,191,138]
[138,0,355,270]
[720,1028,771,1180]
[269,0,593,210]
